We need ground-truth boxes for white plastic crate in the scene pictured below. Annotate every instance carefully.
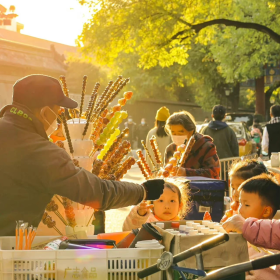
[0,237,162,280]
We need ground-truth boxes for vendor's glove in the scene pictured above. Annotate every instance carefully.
[222,214,245,234]
[142,179,165,201]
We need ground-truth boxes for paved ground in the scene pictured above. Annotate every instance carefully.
[105,163,144,233]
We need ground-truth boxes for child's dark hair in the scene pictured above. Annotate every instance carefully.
[238,174,280,216]
[151,179,189,219]
[229,159,269,181]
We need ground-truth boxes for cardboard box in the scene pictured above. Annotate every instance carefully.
[154,221,249,270]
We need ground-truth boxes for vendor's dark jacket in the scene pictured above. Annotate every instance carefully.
[202,121,239,159]
[165,133,220,179]
[0,103,144,236]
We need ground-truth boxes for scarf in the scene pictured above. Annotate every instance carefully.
[269,116,280,124]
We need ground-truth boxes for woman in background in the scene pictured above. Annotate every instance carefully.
[146,107,171,170]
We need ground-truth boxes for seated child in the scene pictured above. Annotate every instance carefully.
[123,180,188,231]
[238,174,280,280]
[221,160,268,222]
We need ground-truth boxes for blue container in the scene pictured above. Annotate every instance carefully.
[183,176,227,222]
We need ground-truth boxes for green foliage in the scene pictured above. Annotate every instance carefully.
[65,54,109,94]
[77,0,280,109]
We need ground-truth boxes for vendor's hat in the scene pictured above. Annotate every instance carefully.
[156,106,170,121]
[13,74,78,109]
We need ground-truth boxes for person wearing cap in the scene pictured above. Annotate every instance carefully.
[145,107,172,170]
[0,74,165,236]
[202,105,239,159]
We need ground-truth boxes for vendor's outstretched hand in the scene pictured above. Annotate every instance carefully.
[222,214,245,234]
[142,179,165,201]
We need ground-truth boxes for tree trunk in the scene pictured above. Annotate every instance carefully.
[230,83,240,112]
[265,91,271,121]
[255,76,265,116]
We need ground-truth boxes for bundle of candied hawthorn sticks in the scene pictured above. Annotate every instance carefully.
[41,75,137,235]
[15,221,37,250]
[137,134,196,179]
[59,75,135,181]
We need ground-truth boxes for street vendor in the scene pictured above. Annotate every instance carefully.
[0,74,164,236]
[164,111,220,179]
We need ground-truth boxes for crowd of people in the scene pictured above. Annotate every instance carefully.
[1,74,280,279]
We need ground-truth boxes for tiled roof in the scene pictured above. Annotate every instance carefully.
[0,28,76,55]
[0,38,67,73]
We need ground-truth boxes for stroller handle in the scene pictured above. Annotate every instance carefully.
[203,253,280,280]
[138,234,229,279]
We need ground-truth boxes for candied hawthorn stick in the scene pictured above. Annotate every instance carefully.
[42,212,63,235]
[46,200,68,226]
[94,80,114,111]
[103,128,129,162]
[141,140,156,170]
[150,136,163,167]
[98,78,130,120]
[176,134,196,176]
[82,83,100,139]
[115,157,136,180]
[92,76,122,123]
[60,75,76,119]
[61,197,77,228]
[61,112,74,157]
[92,159,103,176]
[85,82,100,118]
[137,160,149,180]
[136,150,152,177]
[79,75,87,120]
[102,141,131,175]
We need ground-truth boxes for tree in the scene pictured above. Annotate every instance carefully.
[78,0,280,114]
[65,55,109,94]
[108,44,227,110]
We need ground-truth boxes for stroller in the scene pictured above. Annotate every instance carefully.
[138,234,280,280]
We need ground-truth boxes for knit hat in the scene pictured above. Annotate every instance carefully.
[156,107,170,121]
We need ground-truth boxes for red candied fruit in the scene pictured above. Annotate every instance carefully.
[118,98,127,106]
[124,91,133,100]
[112,105,122,112]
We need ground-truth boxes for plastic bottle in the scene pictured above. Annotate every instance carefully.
[135,240,164,249]
[208,229,218,234]
[186,221,194,227]
[156,223,164,229]
[213,224,221,231]
[191,223,200,229]
[202,221,211,227]
[196,225,205,232]
[189,230,198,236]
[179,225,187,233]
[208,223,216,229]
[184,226,193,235]
[171,222,180,230]
[201,228,210,234]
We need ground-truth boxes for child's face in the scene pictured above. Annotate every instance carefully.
[230,176,245,203]
[153,187,182,221]
[239,190,267,219]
